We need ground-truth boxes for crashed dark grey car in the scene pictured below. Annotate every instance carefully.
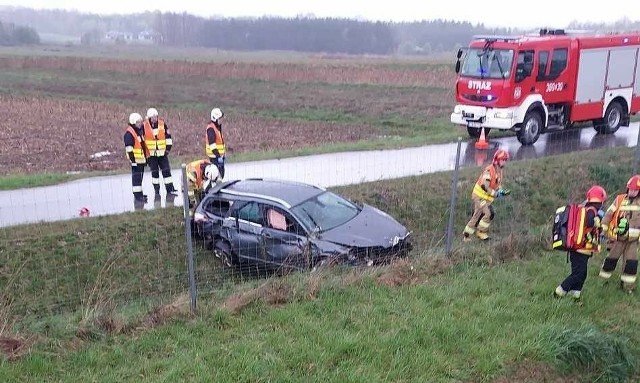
[193,178,412,271]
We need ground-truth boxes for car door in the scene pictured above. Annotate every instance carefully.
[227,201,264,262]
[198,196,233,239]
[536,46,571,105]
[260,205,310,270]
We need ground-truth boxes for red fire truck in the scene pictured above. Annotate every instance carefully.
[450,29,640,145]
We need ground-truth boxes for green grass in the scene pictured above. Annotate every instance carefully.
[1,146,638,382]
[0,170,124,190]
[0,173,75,190]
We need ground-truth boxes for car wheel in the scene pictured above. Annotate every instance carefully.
[517,112,542,146]
[594,101,624,134]
[467,126,490,139]
[214,240,237,267]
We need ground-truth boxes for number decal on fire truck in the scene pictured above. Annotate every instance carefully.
[545,82,564,92]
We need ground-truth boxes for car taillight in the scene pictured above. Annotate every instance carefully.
[193,212,208,223]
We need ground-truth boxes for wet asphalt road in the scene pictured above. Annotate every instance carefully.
[1,123,638,228]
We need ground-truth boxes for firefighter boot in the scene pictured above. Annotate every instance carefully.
[475,231,489,240]
[462,226,474,242]
[568,290,582,302]
[554,285,567,298]
[599,257,619,283]
[620,260,638,294]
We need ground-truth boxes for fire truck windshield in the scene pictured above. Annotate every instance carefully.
[460,48,514,79]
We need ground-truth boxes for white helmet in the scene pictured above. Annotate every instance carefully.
[210,107,224,121]
[129,112,143,125]
[202,164,221,192]
[204,164,220,183]
[146,107,159,118]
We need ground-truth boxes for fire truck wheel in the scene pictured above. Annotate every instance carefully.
[466,126,491,138]
[595,101,624,135]
[517,112,542,146]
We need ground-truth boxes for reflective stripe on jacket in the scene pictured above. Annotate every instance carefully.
[205,122,225,158]
[144,118,168,157]
[472,164,501,202]
[125,126,148,164]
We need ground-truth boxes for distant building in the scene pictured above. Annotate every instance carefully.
[104,30,134,41]
[138,30,163,43]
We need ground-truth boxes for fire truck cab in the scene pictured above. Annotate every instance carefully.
[450,29,640,145]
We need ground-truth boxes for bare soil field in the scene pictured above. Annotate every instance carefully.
[0,56,455,88]
[0,95,377,174]
[0,55,457,175]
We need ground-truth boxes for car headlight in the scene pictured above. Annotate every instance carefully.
[493,111,513,119]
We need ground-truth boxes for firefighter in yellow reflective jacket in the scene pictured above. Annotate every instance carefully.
[143,107,178,198]
[124,112,149,203]
[186,159,221,214]
[554,185,607,301]
[598,175,640,293]
[205,107,226,179]
[463,149,510,241]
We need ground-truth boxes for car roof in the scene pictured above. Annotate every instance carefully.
[215,178,326,208]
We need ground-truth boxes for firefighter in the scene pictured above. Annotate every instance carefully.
[124,112,149,203]
[462,148,510,241]
[554,185,607,301]
[598,175,640,293]
[186,159,221,212]
[143,107,178,198]
[205,107,226,179]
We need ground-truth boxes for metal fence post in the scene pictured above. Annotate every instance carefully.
[445,137,463,257]
[181,164,197,313]
[633,126,640,176]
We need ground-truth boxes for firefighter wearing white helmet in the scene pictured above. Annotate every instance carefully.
[202,164,221,193]
[143,107,178,199]
[124,112,149,203]
[185,159,221,215]
[205,107,226,179]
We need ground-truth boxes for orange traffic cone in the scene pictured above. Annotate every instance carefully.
[474,127,489,150]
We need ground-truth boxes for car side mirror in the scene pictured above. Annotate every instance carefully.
[455,48,466,74]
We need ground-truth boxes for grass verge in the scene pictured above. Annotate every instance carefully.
[0,146,638,382]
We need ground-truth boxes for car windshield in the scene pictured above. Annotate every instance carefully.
[291,191,361,233]
[461,48,514,79]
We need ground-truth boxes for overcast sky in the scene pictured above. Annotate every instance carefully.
[1,0,637,28]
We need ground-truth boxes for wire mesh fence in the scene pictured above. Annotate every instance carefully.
[1,126,639,333]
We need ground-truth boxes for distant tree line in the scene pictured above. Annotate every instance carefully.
[0,20,39,45]
[0,6,637,54]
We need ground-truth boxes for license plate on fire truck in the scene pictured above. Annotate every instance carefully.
[467,121,482,128]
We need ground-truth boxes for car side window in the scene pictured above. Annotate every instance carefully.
[536,50,549,81]
[203,198,232,217]
[236,202,264,225]
[265,206,305,235]
[546,48,568,80]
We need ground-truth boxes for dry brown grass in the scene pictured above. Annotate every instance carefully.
[376,258,421,287]
[137,294,192,330]
[492,360,579,383]
[0,335,36,361]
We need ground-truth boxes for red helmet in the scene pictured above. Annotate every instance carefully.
[627,175,640,191]
[493,149,510,163]
[586,185,607,203]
